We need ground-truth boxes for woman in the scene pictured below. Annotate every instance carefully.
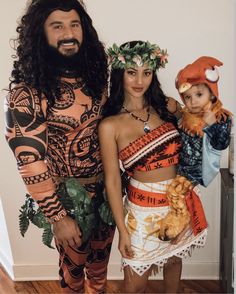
[98,41,207,293]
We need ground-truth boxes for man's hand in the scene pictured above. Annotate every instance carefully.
[52,215,82,248]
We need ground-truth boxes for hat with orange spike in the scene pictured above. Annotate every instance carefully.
[175,56,223,101]
[176,56,232,137]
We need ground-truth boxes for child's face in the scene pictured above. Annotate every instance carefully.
[182,84,212,114]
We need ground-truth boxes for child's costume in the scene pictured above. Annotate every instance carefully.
[176,56,232,187]
[159,56,232,241]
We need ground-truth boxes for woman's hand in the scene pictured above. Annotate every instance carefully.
[118,230,134,259]
[52,215,82,248]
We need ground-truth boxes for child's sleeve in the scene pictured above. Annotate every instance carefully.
[203,116,232,150]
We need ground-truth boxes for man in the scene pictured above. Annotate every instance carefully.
[4,0,115,293]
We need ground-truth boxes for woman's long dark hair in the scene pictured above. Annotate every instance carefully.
[9,0,108,106]
[103,41,177,125]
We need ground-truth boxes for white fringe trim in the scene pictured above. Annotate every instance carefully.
[122,229,207,276]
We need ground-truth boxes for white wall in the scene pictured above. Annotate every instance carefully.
[0,0,234,281]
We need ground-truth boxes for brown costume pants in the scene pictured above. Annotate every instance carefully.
[56,224,115,293]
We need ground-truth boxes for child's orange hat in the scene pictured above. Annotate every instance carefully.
[175,56,223,101]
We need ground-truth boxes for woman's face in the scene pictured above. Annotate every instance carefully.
[123,63,153,99]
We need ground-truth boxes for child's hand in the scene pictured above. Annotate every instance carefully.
[202,102,216,126]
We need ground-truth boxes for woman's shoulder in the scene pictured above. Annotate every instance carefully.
[166,96,182,119]
[101,112,126,125]
[99,115,117,132]
[99,113,126,135]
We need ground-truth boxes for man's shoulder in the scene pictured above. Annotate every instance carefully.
[10,82,34,94]
[7,83,47,115]
[9,83,40,101]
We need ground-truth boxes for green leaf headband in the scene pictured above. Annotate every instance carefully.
[107,41,168,70]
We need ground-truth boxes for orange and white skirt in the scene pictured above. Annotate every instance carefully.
[122,178,207,276]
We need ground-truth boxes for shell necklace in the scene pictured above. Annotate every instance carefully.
[122,106,151,133]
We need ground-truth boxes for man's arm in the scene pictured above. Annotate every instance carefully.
[5,84,82,246]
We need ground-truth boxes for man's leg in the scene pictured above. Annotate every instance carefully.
[85,224,115,294]
[56,240,90,293]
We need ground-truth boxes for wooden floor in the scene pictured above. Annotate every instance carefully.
[0,265,224,293]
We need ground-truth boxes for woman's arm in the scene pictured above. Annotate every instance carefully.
[99,119,133,258]
[166,96,183,119]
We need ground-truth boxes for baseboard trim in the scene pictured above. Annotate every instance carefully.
[7,261,220,281]
[181,262,220,279]
[0,250,14,280]
[12,264,59,281]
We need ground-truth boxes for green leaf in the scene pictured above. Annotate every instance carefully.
[42,225,54,249]
[65,178,90,205]
[76,213,96,242]
[98,201,115,226]
[57,183,74,211]
[107,41,168,70]
[18,194,54,248]
[31,210,48,228]
[18,194,36,236]
[18,178,114,249]
[19,207,30,237]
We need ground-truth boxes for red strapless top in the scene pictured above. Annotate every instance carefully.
[119,122,182,175]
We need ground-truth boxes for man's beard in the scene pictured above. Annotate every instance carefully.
[45,40,82,74]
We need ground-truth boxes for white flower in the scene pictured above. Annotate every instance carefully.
[150,53,156,60]
[133,55,143,67]
[118,54,125,64]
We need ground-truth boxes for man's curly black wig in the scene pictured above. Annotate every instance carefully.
[10,0,108,106]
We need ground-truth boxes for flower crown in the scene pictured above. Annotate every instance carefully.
[107,41,168,70]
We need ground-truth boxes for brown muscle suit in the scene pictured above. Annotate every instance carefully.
[4,0,115,293]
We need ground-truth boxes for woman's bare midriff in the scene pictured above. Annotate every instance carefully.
[132,165,177,183]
